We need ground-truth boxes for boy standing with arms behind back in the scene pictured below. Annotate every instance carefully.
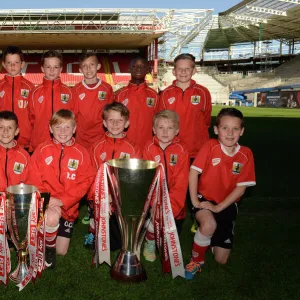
[0,46,34,149]
[185,108,256,280]
[158,53,212,159]
[72,53,113,149]
[29,50,75,151]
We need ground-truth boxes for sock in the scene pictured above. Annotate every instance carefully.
[45,224,59,248]
[146,220,155,241]
[191,229,211,264]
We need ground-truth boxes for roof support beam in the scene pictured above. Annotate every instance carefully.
[279,0,300,4]
[246,5,287,16]
[230,13,268,24]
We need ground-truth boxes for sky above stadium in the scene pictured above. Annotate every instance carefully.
[2,0,241,14]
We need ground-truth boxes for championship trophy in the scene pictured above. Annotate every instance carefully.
[107,159,157,282]
[5,183,48,286]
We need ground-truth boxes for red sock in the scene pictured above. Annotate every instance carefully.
[191,242,208,263]
[146,230,155,241]
[45,227,58,248]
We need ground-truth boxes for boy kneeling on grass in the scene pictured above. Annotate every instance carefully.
[29,109,95,268]
[185,108,256,280]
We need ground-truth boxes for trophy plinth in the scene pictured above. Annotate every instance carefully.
[107,159,157,282]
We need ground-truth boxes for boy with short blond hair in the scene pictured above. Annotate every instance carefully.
[84,101,141,249]
[72,52,113,149]
[28,50,75,151]
[142,110,189,262]
[0,46,34,149]
[158,53,212,158]
[0,110,30,192]
[185,108,256,280]
[29,109,95,268]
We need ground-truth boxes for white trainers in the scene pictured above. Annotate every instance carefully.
[143,239,156,262]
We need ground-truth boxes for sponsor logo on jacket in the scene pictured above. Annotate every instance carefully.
[146,97,155,107]
[45,156,53,165]
[122,98,129,106]
[13,162,25,174]
[170,154,178,166]
[68,159,79,171]
[0,90,5,98]
[98,91,107,100]
[154,155,160,163]
[100,152,107,161]
[38,96,44,104]
[232,162,243,174]
[79,93,85,100]
[61,94,70,104]
[212,158,221,166]
[21,89,29,98]
[168,97,175,104]
[191,95,200,105]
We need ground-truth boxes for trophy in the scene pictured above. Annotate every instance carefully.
[6,184,49,284]
[107,159,157,282]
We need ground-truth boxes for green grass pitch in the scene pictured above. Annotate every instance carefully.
[1,106,300,299]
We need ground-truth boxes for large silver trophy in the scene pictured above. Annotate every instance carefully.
[107,159,157,282]
[6,184,48,284]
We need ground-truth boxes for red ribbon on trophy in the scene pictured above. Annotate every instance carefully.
[0,193,10,286]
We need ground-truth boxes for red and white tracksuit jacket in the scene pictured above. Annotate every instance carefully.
[143,136,190,220]
[0,141,30,192]
[28,138,95,222]
[29,77,75,151]
[72,80,114,149]
[114,82,159,151]
[0,75,34,147]
[87,132,141,200]
[158,79,212,158]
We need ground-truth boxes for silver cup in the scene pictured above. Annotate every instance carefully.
[107,159,157,282]
[6,184,49,283]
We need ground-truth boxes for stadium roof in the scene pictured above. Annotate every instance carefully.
[204,0,300,50]
[0,8,212,58]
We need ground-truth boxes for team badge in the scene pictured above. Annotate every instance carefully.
[61,94,69,104]
[191,95,200,105]
[0,90,5,98]
[98,91,107,100]
[79,93,85,100]
[154,155,161,163]
[212,158,221,166]
[146,97,155,107]
[38,96,44,103]
[119,152,130,159]
[122,98,129,106]
[232,162,243,174]
[13,162,25,174]
[68,159,79,171]
[45,156,53,165]
[18,99,28,109]
[170,154,178,166]
[168,97,175,104]
[100,152,107,161]
[21,89,29,98]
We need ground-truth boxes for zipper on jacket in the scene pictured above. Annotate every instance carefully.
[162,146,170,189]
[52,80,54,115]
[112,138,116,159]
[5,148,9,187]
[12,77,15,112]
[59,144,65,183]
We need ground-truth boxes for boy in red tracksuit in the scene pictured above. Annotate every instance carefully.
[28,50,75,151]
[158,53,212,158]
[142,110,189,262]
[0,46,34,149]
[84,102,141,250]
[114,57,159,151]
[72,52,114,149]
[29,109,95,268]
[185,108,256,280]
[0,111,30,192]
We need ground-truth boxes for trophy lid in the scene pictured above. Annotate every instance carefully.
[6,183,38,195]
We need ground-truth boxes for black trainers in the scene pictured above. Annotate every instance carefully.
[45,247,56,269]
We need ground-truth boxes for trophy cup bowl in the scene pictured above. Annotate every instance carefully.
[107,158,157,282]
[6,184,49,283]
